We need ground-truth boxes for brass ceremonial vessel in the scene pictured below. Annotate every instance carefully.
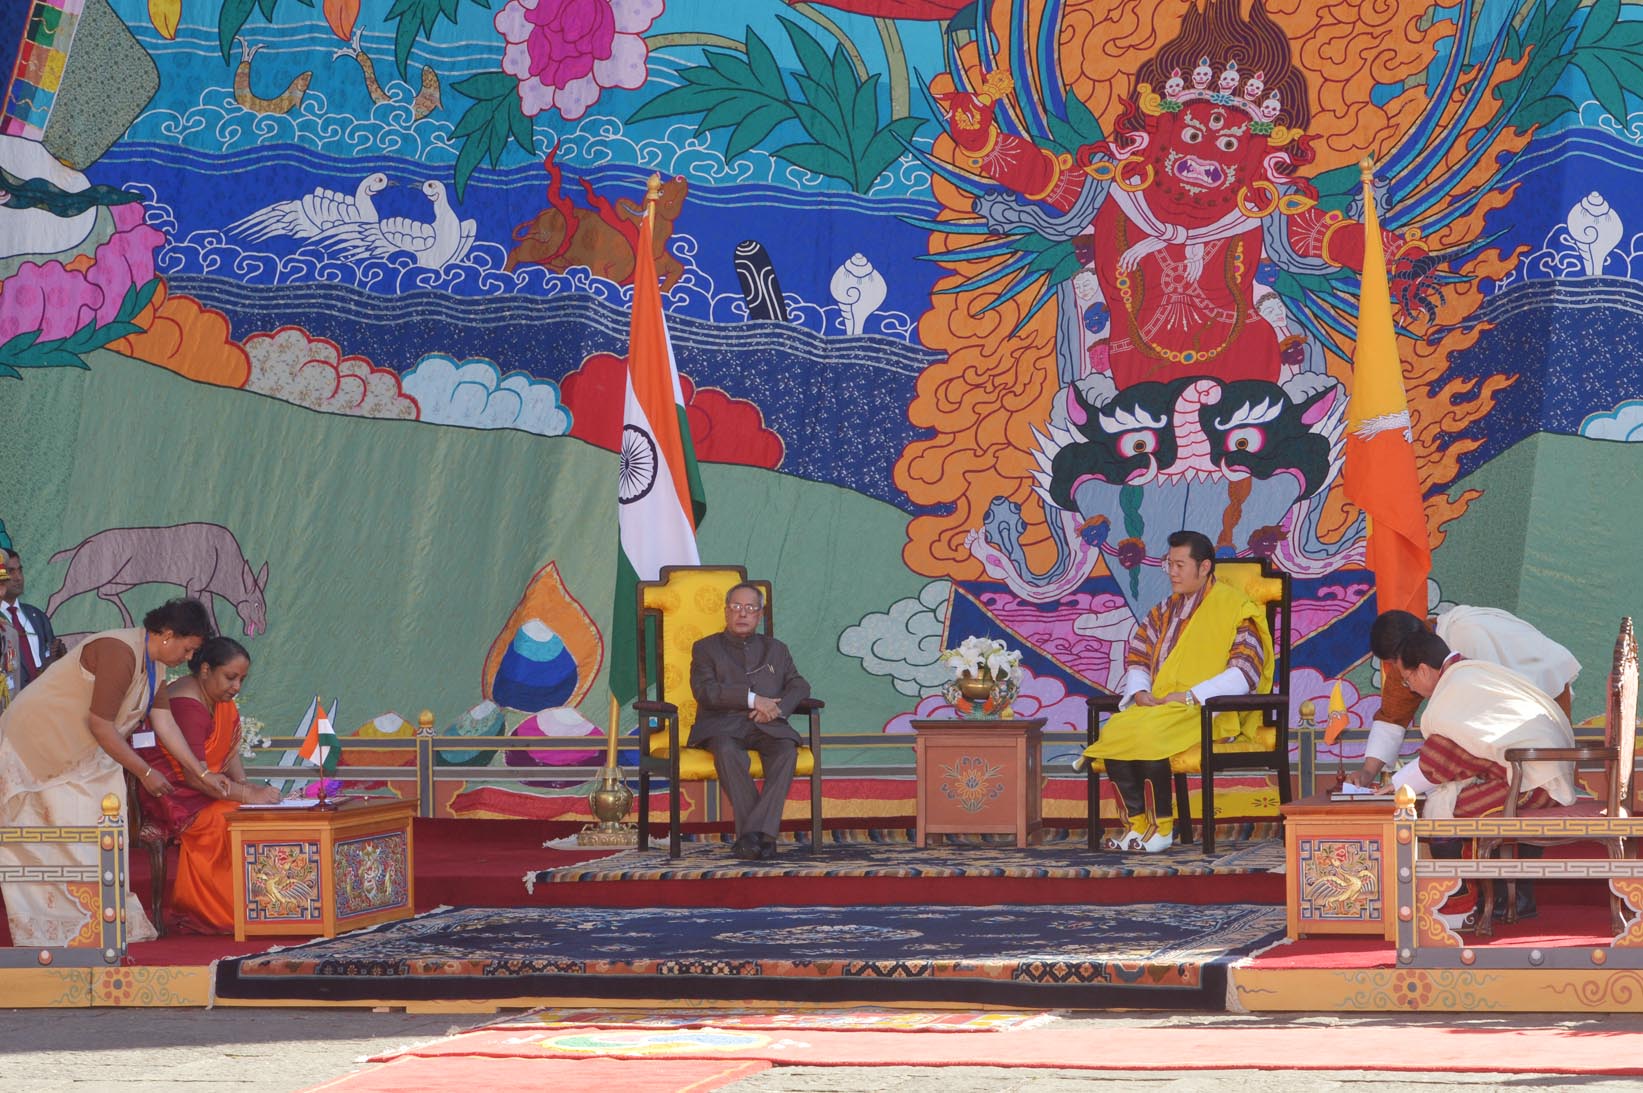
[577,766,638,847]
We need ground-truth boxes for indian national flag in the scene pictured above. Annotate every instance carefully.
[1342,162,1431,617]
[609,176,706,705]
[295,695,340,776]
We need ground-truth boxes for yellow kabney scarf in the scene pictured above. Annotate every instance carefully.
[1083,578,1275,762]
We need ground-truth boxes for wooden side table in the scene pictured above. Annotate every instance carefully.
[226,796,416,941]
[1280,790,1396,940]
[912,718,1045,848]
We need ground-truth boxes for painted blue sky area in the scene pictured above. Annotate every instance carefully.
[171,275,934,514]
[108,11,950,202]
[1438,279,1643,482]
[1479,128,1643,293]
[91,146,943,333]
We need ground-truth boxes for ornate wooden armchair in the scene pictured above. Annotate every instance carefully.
[1479,616,1639,935]
[125,768,174,937]
[1085,558,1294,854]
[633,565,823,858]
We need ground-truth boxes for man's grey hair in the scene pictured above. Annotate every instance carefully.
[725,582,765,606]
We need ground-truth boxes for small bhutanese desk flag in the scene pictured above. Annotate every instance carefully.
[295,695,340,776]
[1342,157,1431,618]
[609,174,706,711]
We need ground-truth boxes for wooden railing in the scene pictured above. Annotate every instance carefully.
[239,718,1103,818]
[240,715,1609,820]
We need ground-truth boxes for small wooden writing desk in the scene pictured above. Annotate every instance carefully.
[226,796,415,941]
[1281,789,1397,940]
[913,718,1045,848]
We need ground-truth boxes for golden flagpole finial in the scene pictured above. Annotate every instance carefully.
[643,173,663,227]
[1359,155,1375,184]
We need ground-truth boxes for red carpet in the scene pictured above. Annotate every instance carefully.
[305,1055,769,1092]
[374,1023,1643,1073]
[482,1007,1053,1033]
[1248,904,1625,970]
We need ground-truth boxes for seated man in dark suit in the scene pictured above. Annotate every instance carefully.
[689,582,811,861]
[2,549,62,690]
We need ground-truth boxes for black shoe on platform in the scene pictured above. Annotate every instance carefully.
[1493,885,1538,921]
[758,833,777,860]
[731,834,762,861]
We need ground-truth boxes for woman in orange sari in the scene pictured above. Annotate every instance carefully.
[137,637,278,932]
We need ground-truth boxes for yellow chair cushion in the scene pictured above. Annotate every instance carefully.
[640,567,749,748]
[1167,726,1279,773]
[1087,725,1279,775]
[639,566,815,781]
[1215,561,1282,607]
[648,739,816,780]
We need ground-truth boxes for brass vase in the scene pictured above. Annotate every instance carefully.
[577,766,638,847]
[956,675,996,703]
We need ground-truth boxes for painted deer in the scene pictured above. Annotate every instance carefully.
[47,523,270,637]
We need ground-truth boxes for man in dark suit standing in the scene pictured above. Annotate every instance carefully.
[2,549,61,690]
[689,582,811,860]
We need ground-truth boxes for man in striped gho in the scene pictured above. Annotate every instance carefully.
[1080,530,1273,853]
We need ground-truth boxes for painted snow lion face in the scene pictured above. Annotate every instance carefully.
[1036,372,1342,609]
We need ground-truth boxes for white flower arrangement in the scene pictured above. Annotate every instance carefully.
[237,706,272,760]
[938,636,1023,718]
[939,635,1023,683]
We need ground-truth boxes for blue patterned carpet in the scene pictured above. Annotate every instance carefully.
[215,902,1285,1010]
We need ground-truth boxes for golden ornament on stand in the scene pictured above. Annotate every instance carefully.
[578,694,638,847]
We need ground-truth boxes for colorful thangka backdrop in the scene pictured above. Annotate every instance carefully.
[3,0,1642,818]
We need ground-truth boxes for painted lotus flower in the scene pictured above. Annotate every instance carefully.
[0,203,163,345]
[495,0,661,120]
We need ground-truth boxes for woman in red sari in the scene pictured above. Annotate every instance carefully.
[137,637,278,932]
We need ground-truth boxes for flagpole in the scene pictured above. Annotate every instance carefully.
[579,174,668,849]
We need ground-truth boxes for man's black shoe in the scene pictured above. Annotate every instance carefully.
[758,833,778,860]
[1493,884,1538,921]
[730,834,762,861]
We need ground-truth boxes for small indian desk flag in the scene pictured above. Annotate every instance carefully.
[295,695,340,776]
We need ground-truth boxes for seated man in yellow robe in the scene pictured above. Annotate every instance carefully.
[1080,531,1273,852]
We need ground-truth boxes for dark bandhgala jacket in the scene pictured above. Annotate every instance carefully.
[7,601,55,688]
[687,631,810,745]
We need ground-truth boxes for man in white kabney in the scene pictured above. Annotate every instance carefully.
[1350,606,1580,788]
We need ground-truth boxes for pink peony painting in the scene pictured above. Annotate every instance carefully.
[0,203,163,348]
[495,0,663,120]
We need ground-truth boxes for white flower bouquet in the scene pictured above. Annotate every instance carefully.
[237,707,272,760]
[939,636,1022,717]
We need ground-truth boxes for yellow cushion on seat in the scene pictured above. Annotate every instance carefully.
[1167,725,1280,773]
[640,567,750,741]
[1216,561,1283,607]
[1086,725,1278,774]
[646,736,815,780]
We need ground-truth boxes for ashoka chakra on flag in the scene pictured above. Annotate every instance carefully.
[619,424,658,504]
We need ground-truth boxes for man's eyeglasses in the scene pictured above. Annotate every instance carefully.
[727,603,763,615]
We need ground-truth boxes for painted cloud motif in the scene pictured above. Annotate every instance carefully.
[1581,399,1643,441]
[402,353,572,436]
